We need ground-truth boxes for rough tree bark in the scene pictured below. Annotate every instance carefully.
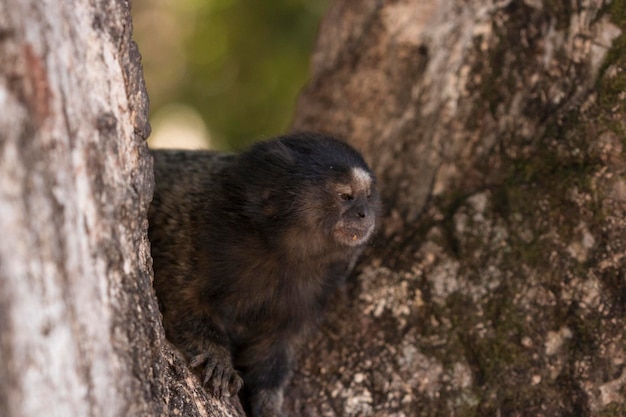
[2,1,625,417]
[288,1,626,416]
[0,1,239,416]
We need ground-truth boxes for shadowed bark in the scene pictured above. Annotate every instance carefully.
[0,1,239,416]
[287,1,626,416]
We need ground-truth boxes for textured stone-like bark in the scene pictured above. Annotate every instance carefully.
[0,1,239,416]
[289,1,626,416]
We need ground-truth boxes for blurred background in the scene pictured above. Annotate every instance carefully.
[132,0,328,150]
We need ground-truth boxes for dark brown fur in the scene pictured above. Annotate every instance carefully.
[148,133,380,417]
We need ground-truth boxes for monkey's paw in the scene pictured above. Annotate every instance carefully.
[189,346,244,397]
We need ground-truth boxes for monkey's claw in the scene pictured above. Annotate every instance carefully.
[189,349,243,397]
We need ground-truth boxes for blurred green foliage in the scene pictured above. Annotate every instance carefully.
[133,0,327,150]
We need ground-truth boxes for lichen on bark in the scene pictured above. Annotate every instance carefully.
[288,1,626,416]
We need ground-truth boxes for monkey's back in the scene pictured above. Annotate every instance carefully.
[148,150,235,314]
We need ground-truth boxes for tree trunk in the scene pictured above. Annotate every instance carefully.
[288,0,626,416]
[0,1,239,416]
[2,1,626,417]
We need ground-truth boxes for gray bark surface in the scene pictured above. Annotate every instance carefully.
[288,1,626,416]
[0,1,239,416]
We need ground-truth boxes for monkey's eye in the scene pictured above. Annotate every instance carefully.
[339,193,353,201]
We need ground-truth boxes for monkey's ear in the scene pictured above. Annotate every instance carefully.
[264,139,296,166]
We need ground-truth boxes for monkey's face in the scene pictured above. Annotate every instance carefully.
[249,134,380,253]
[329,167,379,247]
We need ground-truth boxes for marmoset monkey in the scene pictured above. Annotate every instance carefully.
[148,133,380,417]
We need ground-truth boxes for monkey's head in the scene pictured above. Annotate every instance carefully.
[234,133,380,253]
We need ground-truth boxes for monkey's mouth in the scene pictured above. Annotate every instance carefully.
[333,222,375,247]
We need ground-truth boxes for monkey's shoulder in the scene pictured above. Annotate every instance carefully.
[151,149,234,189]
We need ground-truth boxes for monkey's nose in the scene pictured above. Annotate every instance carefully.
[355,203,369,218]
